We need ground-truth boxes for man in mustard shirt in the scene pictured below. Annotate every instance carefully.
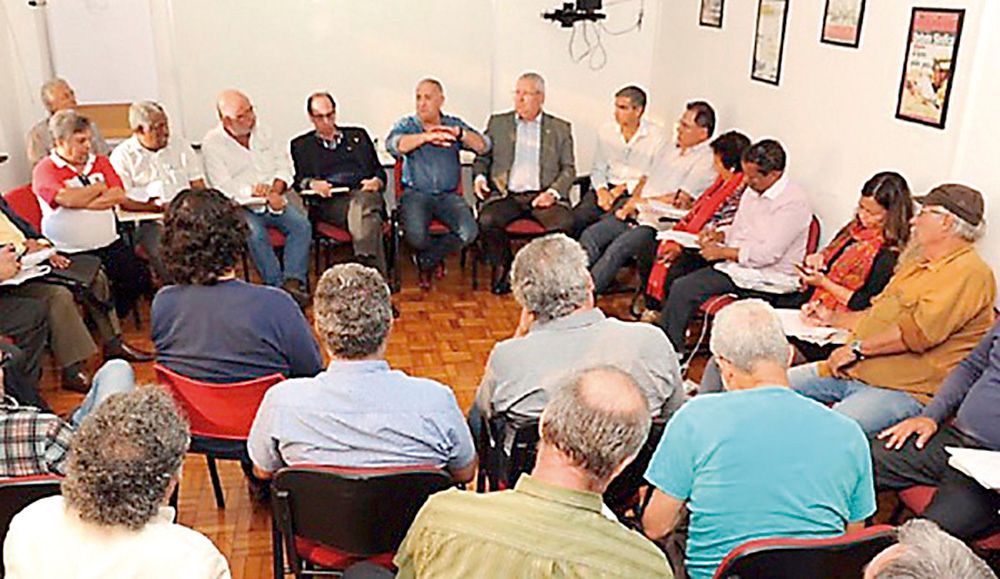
[790,184,995,434]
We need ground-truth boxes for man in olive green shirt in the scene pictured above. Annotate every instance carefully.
[394,367,671,578]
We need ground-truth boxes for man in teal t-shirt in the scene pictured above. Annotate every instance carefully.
[642,300,876,579]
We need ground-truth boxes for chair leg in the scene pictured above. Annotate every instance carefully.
[206,456,226,509]
[271,513,286,579]
[471,242,480,290]
[131,299,143,329]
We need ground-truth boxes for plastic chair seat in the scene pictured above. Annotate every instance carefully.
[506,218,546,236]
[699,294,737,316]
[899,485,1000,550]
[427,219,451,235]
[294,537,395,570]
[314,221,354,244]
[268,228,286,247]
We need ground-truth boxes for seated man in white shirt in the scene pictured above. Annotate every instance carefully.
[3,387,231,579]
[110,101,206,281]
[571,85,668,236]
[25,78,110,166]
[580,101,718,294]
[201,90,312,307]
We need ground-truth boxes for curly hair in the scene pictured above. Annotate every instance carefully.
[314,263,392,359]
[62,386,190,531]
[161,188,248,285]
[511,234,591,322]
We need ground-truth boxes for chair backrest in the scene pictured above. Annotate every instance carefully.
[604,417,667,516]
[272,465,453,559]
[154,363,284,439]
[0,475,63,576]
[392,158,464,200]
[807,215,822,254]
[482,415,540,489]
[714,524,896,579]
[3,185,42,233]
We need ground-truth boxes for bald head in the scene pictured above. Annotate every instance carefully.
[540,366,651,486]
[216,90,255,137]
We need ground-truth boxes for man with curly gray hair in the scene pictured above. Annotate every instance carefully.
[472,233,683,434]
[864,519,996,579]
[248,263,476,483]
[3,387,231,578]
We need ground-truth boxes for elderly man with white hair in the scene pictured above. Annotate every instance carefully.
[26,78,110,166]
[790,184,996,434]
[110,101,206,280]
[863,519,996,579]
[472,233,683,434]
[201,90,311,307]
[642,299,876,579]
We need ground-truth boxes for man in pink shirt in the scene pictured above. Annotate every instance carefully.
[656,139,811,356]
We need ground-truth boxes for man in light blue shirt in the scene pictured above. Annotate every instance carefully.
[642,300,875,579]
[386,78,490,289]
[247,263,477,483]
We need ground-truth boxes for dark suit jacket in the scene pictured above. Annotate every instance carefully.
[473,111,575,197]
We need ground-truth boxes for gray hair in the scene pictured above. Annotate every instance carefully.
[709,299,790,374]
[942,207,986,242]
[511,234,591,322]
[541,366,651,485]
[417,78,444,94]
[518,72,546,94]
[873,519,996,579]
[48,109,91,143]
[314,264,392,359]
[62,386,190,531]
[128,100,166,132]
[40,77,71,113]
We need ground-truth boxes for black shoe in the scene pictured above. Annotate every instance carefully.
[282,280,310,310]
[104,340,154,363]
[392,303,400,319]
[61,368,92,393]
[490,265,511,295]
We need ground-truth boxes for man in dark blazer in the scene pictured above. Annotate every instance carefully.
[473,72,576,294]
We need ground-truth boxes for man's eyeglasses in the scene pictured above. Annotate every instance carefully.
[310,112,335,121]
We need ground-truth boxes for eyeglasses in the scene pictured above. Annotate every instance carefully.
[310,112,335,121]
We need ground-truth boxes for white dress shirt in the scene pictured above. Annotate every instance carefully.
[110,135,204,204]
[638,139,717,227]
[507,116,542,193]
[201,123,292,212]
[3,495,231,579]
[590,118,669,193]
[714,174,812,293]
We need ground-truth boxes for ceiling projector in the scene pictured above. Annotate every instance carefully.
[542,1,606,28]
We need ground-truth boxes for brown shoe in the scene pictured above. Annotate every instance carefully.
[282,279,310,309]
[61,369,92,393]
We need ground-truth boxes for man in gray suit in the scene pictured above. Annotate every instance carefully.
[473,72,576,294]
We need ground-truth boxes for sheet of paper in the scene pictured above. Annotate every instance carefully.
[240,197,268,207]
[773,308,849,345]
[301,186,350,196]
[0,265,51,287]
[641,200,688,221]
[655,230,700,249]
[19,248,57,268]
[946,447,1000,490]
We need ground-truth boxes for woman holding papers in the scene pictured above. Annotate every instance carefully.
[641,131,751,315]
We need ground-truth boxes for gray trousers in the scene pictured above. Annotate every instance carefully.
[313,190,387,277]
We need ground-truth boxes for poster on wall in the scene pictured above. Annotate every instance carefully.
[751,0,790,85]
[895,8,964,129]
[700,0,724,28]
[821,0,866,47]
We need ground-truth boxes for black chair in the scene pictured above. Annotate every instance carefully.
[0,475,63,577]
[270,465,453,579]
[604,417,666,521]
[713,524,896,579]
[477,414,540,491]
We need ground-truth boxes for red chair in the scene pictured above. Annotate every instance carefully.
[308,206,396,290]
[896,486,1000,550]
[3,184,43,233]
[391,159,467,290]
[713,524,896,579]
[154,363,285,509]
[0,474,63,576]
[270,464,453,578]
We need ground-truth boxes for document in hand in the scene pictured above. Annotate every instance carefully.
[655,230,700,249]
[946,447,1000,490]
[0,265,51,287]
[773,308,849,345]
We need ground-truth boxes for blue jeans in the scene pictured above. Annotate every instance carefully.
[787,363,924,434]
[244,205,312,286]
[70,359,136,426]
[399,190,477,270]
[579,215,657,294]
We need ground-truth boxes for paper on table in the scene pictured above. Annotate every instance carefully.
[773,308,849,345]
[19,248,57,268]
[946,447,1000,490]
[0,264,51,286]
[655,230,700,249]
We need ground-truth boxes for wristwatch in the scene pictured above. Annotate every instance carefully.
[457,127,465,141]
[850,339,866,361]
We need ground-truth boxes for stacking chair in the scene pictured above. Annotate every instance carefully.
[2,185,42,232]
[155,363,284,509]
[476,413,540,491]
[270,464,453,578]
[0,474,63,577]
[713,524,896,579]
[895,486,1000,551]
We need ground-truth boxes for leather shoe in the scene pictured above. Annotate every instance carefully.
[282,280,310,310]
[418,268,432,291]
[61,369,92,393]
[490,265,511,295]
[105,341,154,363]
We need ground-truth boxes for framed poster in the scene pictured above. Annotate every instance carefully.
[751,0,790,85]
[700,0,724,28]
[821,0,866,47]
[895,8,965,129]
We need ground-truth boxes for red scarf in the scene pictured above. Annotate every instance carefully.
[810,221,884,311]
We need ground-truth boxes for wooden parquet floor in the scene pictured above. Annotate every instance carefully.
[38,249,641,579]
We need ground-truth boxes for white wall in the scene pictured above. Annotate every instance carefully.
[649,0,993,253]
